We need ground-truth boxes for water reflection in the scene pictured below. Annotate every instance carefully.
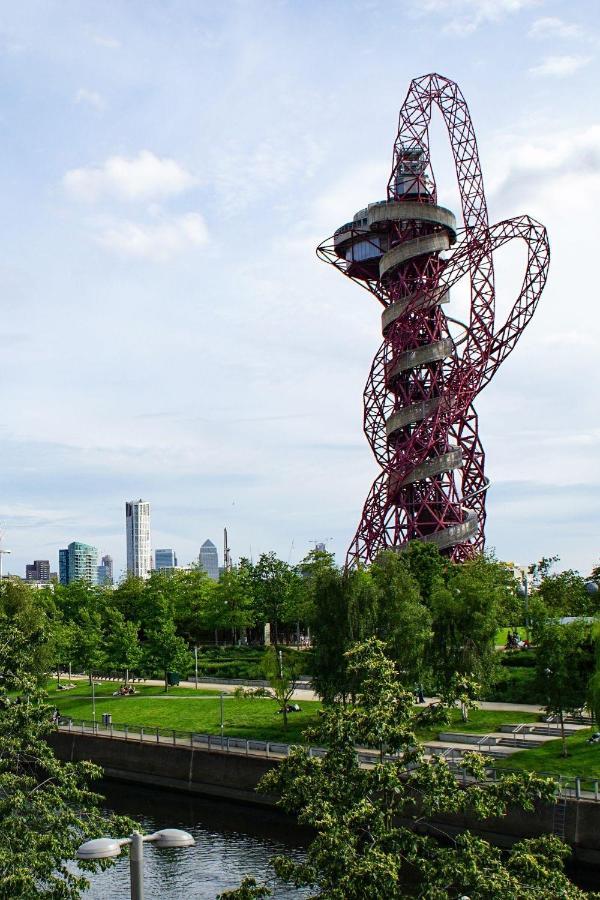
[84,780,310,899]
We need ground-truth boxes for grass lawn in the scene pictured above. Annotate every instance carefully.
[47,681,542,748]
[415,709,540,743]
[47,680,322,744]
[495,729,600,780]
[494,626,525,646]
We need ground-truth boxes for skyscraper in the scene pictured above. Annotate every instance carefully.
[199,539,219,580]
[25,560,51,582]
[97,554,114,586]
[58,542,98,585]
[155,548,177,570]
[126,500,152,579]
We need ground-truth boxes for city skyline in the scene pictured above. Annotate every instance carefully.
[0,3,599,576]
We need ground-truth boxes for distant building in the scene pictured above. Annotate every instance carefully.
[126,499,152,579]
[199,539,219,580]
[59,542,98,585]
[25,560,51,583]
[155,548,177,570]
[97,554,114,586]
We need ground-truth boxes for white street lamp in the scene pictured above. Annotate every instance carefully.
[77,828,195,899]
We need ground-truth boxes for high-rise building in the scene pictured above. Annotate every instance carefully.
[155,548,177,570]
[25,560,51,582]
[126,500,152,579]
[199,539,219,580]
[58,542,98,585]
[97,554,114,586]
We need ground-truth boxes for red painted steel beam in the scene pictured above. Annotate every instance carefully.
[317,74,550,567]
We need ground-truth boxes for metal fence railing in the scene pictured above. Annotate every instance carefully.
[57,718,600,803]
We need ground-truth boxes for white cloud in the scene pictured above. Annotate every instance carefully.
[417,0,539,36]
[95,212,208,261]
[75,88,106,112]
[63,151,197,203]
[529,54,592,77]
[528,17,584,39]
[93,34,120,49]
[213,135,323,216]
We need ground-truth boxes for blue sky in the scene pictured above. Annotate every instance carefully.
[0,0,598,578]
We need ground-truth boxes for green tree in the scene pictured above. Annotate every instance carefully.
[295,548,337,632]
[229,638,589,899]
[370,550,431,683]
[144,617,191,691]
[311,567,378,703]
[261,646,305,730]
[537,569,597,616]
[428,553,503,692]
[171,568,217,644]
[536,621,594,756]
[106,609,142,683]
[588,622,600,725]
[0,619,134,898]
[249,553,296,645]
[72,608,106,684]
[400,540,446,604]
[213,567,256,643]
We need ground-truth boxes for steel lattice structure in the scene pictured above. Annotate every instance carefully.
[317,73,550,567]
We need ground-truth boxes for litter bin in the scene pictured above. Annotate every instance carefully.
[102,713,112,726]
[167,671,180,687]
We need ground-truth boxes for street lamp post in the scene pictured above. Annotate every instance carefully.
[77,828,195,900]
[516,577,529,641]
[220,691,224,741]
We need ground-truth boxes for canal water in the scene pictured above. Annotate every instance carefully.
[84,780,310,898]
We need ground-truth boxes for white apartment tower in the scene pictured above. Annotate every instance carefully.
[126,499,152,579]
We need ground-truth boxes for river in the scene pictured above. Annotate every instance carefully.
[84,780,311,898]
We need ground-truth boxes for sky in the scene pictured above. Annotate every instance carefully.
[0,0,599,579]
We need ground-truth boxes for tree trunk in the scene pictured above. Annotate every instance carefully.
[57,667,61,687]
[88,671,92,686]
[164,669,169,693]
[282,703,288,731]
[560,709,567,757]
[125,668,129,686]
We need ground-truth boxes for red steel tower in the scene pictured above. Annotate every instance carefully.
[318,74,550,567]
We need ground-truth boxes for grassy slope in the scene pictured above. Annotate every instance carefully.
[50,681,541,747]
[415,709,540,742]
[49,680,321,744]
[495,729,600,780]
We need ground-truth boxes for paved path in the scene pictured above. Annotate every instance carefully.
[81,675,545,713]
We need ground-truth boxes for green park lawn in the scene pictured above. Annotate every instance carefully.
[495,728,600,780]
[415,708,540,743]
[48,680,321,744]
[48,680,543,748]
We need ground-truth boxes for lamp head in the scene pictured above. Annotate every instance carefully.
[149,828,195,849]
[585,581,599,596]
[76,837,122,860]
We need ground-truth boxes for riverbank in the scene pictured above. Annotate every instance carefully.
[49,727,600,866]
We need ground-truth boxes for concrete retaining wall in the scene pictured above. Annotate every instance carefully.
[48,732,600,864]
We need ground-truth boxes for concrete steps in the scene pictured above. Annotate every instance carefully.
[498,723,588,737]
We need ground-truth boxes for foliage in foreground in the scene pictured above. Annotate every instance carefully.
[223,640,596,899]
[0,620,133,899]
